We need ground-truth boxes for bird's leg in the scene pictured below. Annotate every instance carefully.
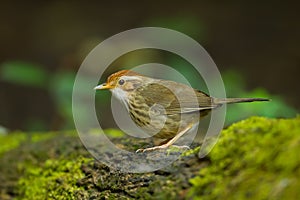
[136,124,192,153]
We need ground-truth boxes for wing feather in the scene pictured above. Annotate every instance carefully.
[135,81,217,115]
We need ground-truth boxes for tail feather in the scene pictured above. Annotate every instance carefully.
[214,97,270,105]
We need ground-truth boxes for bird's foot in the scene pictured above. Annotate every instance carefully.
[136,144,190,153]
[136,144,167,153]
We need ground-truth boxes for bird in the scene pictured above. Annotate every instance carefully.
[94,70,269,153]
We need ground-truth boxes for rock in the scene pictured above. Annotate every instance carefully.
[0,116,299,199]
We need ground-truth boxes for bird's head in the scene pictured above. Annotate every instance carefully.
[94,70,145,103]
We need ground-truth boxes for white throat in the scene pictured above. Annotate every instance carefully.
[111,87,130,111]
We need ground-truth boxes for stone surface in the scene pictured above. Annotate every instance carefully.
[0,116,299,199]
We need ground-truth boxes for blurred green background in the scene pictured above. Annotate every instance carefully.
[0,1,299,132]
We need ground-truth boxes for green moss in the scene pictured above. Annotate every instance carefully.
[30,132,59,143]
[3,118,300,199]
[88,128,125,138]
[0,132,27,155]
[189,116,300,199]
[0,130,90,199]
[18,156,92,200]
[0,130,79,156]
[181,146,201,157]
[104,128,125,138]
[0,131,71,156]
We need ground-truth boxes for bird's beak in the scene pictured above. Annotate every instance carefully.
[94,83,113,90]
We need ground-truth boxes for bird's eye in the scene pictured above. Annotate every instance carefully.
[118,79,125,85]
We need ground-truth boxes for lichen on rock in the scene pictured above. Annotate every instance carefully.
[188,116,300,199]
[1,116,300,199]
[18,156,92,200]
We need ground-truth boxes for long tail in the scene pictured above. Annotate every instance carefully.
[214,97,270,105]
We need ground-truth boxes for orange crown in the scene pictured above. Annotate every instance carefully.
[107,70,142,83]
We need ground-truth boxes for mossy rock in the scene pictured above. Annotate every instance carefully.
[189,116,300,199]
[0,116,299,199]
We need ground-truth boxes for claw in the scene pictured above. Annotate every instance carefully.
[136,144,167,153]
[136,148,145,153]
[136,144,190,153]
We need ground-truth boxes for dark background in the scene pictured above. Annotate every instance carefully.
[0,1,299,131]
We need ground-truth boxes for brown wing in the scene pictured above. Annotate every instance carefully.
[135,81,218,115]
